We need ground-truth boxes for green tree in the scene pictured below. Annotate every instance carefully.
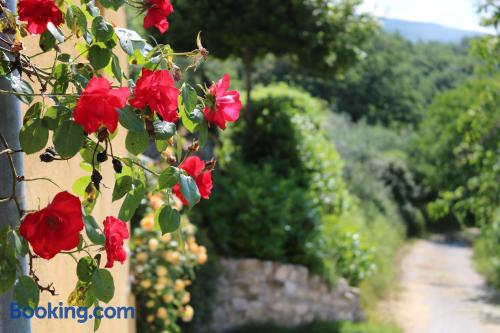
[412,78,500,226]
[252,32,476,126]
[161,0,376,113]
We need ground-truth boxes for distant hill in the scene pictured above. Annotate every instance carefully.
[382,18,486,43]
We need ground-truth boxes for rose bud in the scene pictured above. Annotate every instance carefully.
[96,151,108,163]
[91,169,103,190]
[40,152,55,163]
[112,158,123,174]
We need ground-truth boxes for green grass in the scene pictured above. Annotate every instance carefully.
[225,321,402,333]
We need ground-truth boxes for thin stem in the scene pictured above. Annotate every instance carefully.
[22,177,62,190]
[0,88,79,97]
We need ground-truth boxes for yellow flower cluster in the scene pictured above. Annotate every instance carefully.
[131,191,207,333]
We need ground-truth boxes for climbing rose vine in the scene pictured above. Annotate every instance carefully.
[0,0,241,330]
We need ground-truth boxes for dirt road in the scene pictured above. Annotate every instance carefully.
[390,238,500,333]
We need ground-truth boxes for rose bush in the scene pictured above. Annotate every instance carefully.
[0,0,241,330]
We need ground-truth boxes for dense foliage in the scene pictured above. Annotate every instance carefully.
[328,114,425,236]
[251,32,476,126]
[412,78,500,227]
[197,85,349,272]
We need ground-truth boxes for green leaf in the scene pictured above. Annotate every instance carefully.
[179,84,204,133]
[53,120,85,158]
[0,52,11,77]
[90,269,114,303]
[198,120,209,146]
[179,174,200,207]
[94,310,102,331]
[159,166,180,188]
[153,120,176,140]
[92,16,114,42]
[115,28,143,56]
[77,256,97,283]
[180,105,205,133]
[39,31,56,51]
[13,276,40,308]
[0,228,17,294]
[118,106,144,132]
[80,143,105,165]
[181,83,198,114]
[125,131,149,155]
[72,176,91,196]
[57,53,71,62]
[88,44,111,70]
[0,259,16,294]
[9,75,34,104]
[99,0,124,9]
[111,53,122,82]
[8,230,28,257]
[23,102,42,124]
[19,119,48,154]
[155,139,168,152]
[155,205,181,234]
[112,175,133,202]
[47,22,65,43]
[43,105,72,130]
[67,5,87,34]
[84,215,105,246]
[118,182,145,221]
[77,235,84,251]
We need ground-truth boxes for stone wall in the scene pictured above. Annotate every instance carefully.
[211,258,363,332]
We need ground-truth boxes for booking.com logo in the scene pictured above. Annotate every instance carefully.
[10,302,135,323]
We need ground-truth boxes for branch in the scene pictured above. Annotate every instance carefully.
[28,250,57,296]
[0,132,23,217]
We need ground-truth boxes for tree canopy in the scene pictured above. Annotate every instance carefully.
[159,0,377,105]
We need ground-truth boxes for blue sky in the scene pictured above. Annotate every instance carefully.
[359,0,490,32]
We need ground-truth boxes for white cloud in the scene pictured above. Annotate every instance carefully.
[358,0,490,32]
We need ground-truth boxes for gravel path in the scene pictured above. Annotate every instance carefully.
[391,238,500,333]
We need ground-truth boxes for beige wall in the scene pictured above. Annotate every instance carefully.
[21,8,135,333]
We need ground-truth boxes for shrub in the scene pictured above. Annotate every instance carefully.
[319,203,404,287]
[223,84,350,215]
[197,84,349,273]
[199,162,322,268]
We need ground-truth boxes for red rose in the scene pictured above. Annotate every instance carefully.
[203,74,242,130]
[18,0,63,35]
[103,216,129,268]
[19,192,83,260]
[173,156,213,206]
[74,77,130,134]
[143,0,174,34]
[130,68,180,122]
